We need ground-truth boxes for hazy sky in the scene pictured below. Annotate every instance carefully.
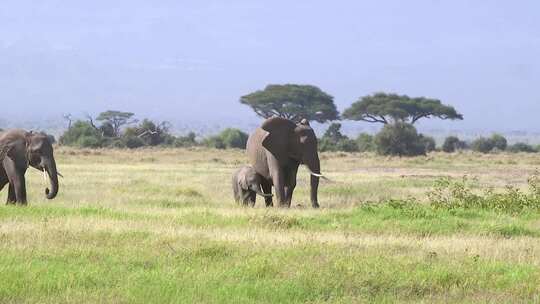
[1,1,539,131]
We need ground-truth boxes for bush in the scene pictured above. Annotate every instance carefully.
[470,137,495,153]
[174,132,198,148]
[77,136,102,148]
[319,123,359,152]
[491,134,508,151]
[442,136,467,153]
[123,136,145,149]
[105,138,126,148]
[99,122,115,138]
[355,133,375,152]
[123,119,173,147]
[470,134,508,153]
[204,128,248,149]
[374,122,426,156]
[508,142,537,153]
[428,173,540,214]
[59,121,103,148]
[219,128,249,149]
[336,139,359,152]
[204,136,226,149]
[419,135,436,152]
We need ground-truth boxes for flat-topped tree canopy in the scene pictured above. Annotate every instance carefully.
[96,110,137,137]
[343,92,463,124]
[240,84,339,123]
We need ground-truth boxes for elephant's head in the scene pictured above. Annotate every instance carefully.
[261,117,324,207]
[238,167,272,198]
[25,132,59,200]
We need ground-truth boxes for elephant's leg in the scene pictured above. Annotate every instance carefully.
[233,183,241,204]
[7,184,16,205]
[284,164,299,207]
[260,179,273,207]
[240,190,251,206]
[248,191,256,207]
[13,175,27,205]
[4,159,27,205]
[271,172,287,207]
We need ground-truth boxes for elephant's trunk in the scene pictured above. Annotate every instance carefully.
[44,157,59,199]
[254,187,273,198]
[304,154,321,208]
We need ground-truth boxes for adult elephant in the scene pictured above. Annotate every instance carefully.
[0,129,59,204]
[246,117,325,208]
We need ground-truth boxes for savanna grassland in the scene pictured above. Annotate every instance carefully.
[1,148,540,303]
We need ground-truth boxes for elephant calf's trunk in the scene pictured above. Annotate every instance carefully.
[255,188,273,198]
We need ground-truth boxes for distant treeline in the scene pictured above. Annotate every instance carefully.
[317,123,540,155]
[40,110,539,156]
[3,85,538,156]
[57,111,248,149]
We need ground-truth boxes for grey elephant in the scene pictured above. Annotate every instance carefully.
[232,165,272,206]
[0,129,60,204]
[246,117,326,208]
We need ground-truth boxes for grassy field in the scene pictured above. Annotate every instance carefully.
[1,148,540,303]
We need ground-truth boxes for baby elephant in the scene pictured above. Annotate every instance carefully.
[232,166,272,206]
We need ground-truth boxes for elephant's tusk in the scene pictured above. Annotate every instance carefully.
[42,169,48,182]
[305,167,330,181]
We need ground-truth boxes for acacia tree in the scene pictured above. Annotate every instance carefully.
[96,110,137,137]
[240,84,339,123]
[342,92,463,124]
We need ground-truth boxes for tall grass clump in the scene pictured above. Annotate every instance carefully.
[428,172,540,214]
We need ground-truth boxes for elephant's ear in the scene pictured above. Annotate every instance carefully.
[238,170,249,190]
[261,117,296,164]
[25,131,42,152]
[0,144,12,161]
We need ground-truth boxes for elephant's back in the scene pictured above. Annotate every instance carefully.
[0,129,26,142]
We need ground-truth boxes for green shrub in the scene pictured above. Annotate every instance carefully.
[219,128,249,149]
[59,121,103,148]
[99,122,115,138]
[490,134,508,151]
[355,133,375,152]
[204,128,248,149]
[123,119,173,147]
[470,134,508,153]
[204,136,226,149]
[442,136,467,153]
[375,122,426,156]
[105,138,126,148]
[428,173,540,214]
[470,137,495,153]
[174,132,198,148]
[319,123,359,152]
[123,136,145,149]
[77,135,102,148]
[419,135,436,152]
[508,142,537,153]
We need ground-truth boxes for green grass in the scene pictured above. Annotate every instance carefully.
[1,148,540,303]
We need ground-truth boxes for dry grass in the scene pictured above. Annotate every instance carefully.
[1,148,539,303]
